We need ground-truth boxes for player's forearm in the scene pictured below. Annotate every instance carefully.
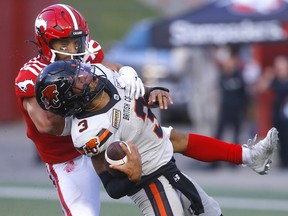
[24,97,65,135]
[37,112,66,135]
[99,171,136,199]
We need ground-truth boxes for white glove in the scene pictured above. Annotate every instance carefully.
[117,66,145,99]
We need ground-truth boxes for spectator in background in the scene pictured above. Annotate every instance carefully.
[210,46,248,169]
[258,56,288,169]
[241,57,262,137]
[214,47,248,144]
[186,47,220,137]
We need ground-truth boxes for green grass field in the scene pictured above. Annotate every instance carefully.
[2,198,286,216]
[0,194,287,216]
[1,184,287,216]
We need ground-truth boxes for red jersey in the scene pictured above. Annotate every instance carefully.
[15,44,104,164]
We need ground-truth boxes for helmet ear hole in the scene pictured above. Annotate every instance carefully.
[38,26,45,34]
[38,48,43,55]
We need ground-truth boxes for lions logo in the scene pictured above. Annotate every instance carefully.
[41,84,61,110]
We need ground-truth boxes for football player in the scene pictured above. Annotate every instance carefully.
[15,4,145,216]
[34,59,279,215]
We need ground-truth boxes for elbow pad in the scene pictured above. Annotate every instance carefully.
[99,171,136,199]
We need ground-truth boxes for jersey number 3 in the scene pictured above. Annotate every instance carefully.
[135,98,163,138]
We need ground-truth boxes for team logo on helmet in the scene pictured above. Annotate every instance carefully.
[35,17,47,33]
[41,84,61,110]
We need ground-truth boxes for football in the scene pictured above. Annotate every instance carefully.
[104,141,130,177]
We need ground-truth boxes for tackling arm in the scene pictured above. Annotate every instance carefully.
[23,97,65,135]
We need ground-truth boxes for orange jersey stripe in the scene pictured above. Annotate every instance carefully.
[99,129,110,142]
[149,182,167,216]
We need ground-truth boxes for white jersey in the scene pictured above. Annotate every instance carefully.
[71,64,174,176]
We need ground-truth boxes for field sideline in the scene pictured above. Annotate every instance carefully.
[0,185,288,216]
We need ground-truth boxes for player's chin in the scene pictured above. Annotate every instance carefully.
[57,55,71,61]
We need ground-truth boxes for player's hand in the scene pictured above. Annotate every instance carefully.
[148,89,173,109]
[109,141,142,182]
[117,66,145,100]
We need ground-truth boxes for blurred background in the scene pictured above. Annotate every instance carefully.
[1,0,288,215]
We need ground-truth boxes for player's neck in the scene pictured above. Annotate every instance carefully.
[85,91,109,112]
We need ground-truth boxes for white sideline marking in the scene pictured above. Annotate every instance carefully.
[0,186,288,212]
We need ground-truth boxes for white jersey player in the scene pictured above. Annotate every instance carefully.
[71,64,174,176]
[35,59,223,215]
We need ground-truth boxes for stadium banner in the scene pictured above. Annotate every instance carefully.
[151,0,288,48]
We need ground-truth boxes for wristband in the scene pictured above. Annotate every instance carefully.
[148,87,170,93]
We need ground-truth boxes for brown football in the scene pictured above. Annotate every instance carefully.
[104,141,130,177]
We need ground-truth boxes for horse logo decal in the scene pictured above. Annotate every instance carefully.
[16,80,35,92]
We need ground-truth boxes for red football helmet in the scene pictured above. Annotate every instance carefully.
[35,4,89,63]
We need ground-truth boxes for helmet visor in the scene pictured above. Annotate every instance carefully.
[72,63,95,92]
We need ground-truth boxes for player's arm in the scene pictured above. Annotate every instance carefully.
[93,160,137,200]
[23,97,65,135]
[92,142,142,199]
[169,129,189,153]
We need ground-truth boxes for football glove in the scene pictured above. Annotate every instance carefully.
[117,66,145,99]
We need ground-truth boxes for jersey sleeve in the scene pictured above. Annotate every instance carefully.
[15,68,38,98]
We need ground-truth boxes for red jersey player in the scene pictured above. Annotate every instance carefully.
[15,4,144,216]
